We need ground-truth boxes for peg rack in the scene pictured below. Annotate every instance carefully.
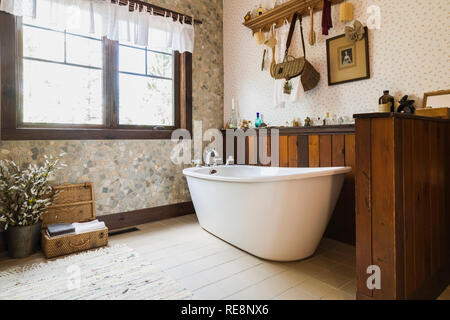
[243,0,343,33]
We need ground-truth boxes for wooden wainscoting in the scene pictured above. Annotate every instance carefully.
[222,125,356,245]
[354,113,449,300]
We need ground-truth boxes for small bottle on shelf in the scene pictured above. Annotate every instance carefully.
[379,90,395,113]
[255,112,262,128]
[257,4,265,16]
[324,113,331,125]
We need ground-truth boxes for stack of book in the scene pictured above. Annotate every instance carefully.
[46,220,106,238]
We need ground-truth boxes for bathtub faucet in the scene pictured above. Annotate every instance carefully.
[205,149,220,167]
[191,159,202,168]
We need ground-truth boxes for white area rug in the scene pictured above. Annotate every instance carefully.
[0,245,193,300]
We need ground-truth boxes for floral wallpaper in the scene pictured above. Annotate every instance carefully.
[224,0,450,126]
[0,0,224,216]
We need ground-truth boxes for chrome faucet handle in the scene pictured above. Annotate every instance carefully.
[192,159,202,167]
[213,158,223,167]
[226,156,234,166]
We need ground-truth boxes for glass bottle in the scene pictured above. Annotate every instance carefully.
[255,112,262,128]
[379,90,395,113]
[229,98,238,129]
[260,113,266,126]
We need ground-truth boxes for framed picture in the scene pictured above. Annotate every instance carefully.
[338,44,356,69]
[326,27,370,86]
[423,90,450,108]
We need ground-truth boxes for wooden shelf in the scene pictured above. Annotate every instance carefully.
[243,0,343,33]
[221,124,355,135]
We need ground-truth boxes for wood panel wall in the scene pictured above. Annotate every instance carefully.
[223,128,356,245]
[355,113,449,300]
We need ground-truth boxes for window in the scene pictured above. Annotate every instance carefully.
[118,43,174,126]
[0,12,192,140]
[22,22,104,125]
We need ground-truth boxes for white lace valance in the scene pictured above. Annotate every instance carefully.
[0,0,195,53]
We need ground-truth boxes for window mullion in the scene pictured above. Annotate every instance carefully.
[112,40,119,128]
[103,38,119,128]
[64,29,67,64]
[145,47,148,76]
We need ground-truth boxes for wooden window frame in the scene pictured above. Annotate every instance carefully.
[0,12,192,140]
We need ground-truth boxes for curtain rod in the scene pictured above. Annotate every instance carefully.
[116,0,202,25]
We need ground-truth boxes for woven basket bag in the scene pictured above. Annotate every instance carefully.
[271,13,320,91]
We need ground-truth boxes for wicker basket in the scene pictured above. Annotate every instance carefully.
[41,228,108,259]
[301,60,320,92]
[41,183,108,259]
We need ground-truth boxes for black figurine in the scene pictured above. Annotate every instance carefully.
[397,95,416,114]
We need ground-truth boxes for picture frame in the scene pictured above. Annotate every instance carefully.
[423,90,450,108]
[326,27,370,86]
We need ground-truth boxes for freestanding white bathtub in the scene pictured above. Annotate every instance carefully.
[183,166,351,262]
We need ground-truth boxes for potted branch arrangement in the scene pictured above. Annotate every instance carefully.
[0,156,65,258]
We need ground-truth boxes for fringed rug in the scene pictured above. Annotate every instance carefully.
[0,245,193,300]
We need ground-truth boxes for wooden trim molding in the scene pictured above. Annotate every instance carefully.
[354,112,449,122]
[1,127,180,141]
[98,201,195,231]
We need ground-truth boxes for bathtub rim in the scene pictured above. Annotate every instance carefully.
[183,165,352,183]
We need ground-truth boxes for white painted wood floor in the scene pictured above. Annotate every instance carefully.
[1,214,449,300]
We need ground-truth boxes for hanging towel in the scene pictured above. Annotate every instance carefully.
[72,220,106,234]
[322,0,333,35]
[273,21,304,108]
